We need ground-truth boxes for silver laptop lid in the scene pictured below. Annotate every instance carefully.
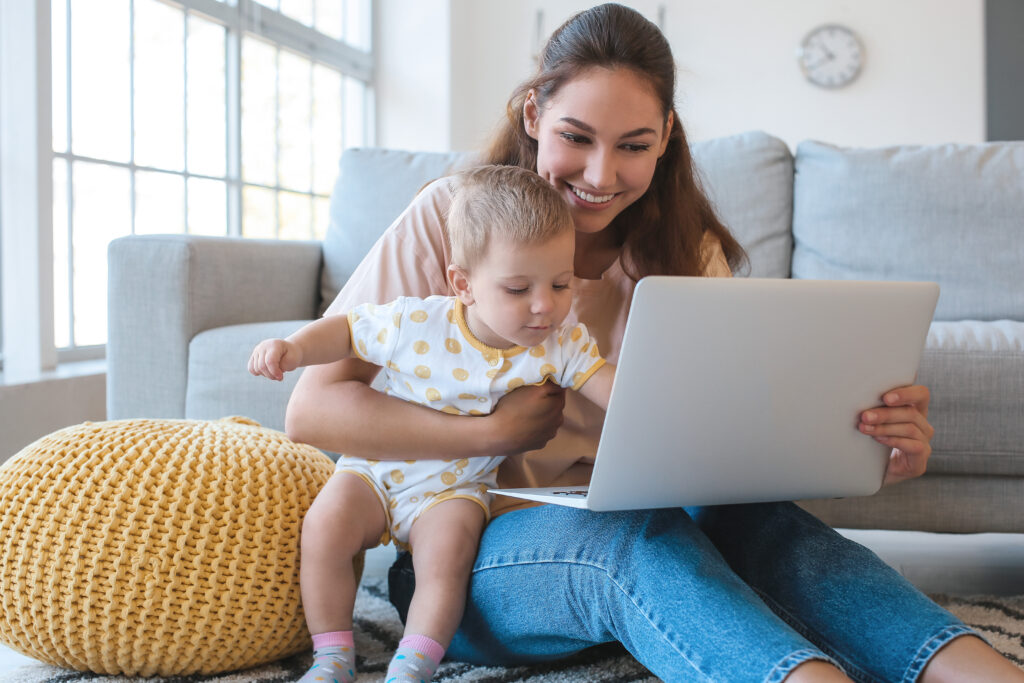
[586,277,939,511]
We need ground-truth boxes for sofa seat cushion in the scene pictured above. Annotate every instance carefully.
[920,320,1024,476]
[791,141,1024,321]
[0,417,340,676]
[187,321,313,432]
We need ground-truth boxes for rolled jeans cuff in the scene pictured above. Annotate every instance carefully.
[903,625,982,682]
[766,649,842,683]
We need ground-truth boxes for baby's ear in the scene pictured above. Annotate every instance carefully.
[447,264,475,305]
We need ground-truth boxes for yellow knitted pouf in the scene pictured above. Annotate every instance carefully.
[0,417,352,676]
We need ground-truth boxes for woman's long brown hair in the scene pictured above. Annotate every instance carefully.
[485,3,747,279]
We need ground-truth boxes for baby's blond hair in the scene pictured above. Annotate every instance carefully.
[447,165,574,270]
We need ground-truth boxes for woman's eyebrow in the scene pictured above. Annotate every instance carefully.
[559,117,657,138]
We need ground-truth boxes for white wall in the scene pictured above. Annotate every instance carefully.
[378,0,985,152]
[668,0,985,148]
[375,0,452,151]
[0,370,105,463]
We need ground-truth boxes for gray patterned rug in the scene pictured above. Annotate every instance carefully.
[3,576,1023,682]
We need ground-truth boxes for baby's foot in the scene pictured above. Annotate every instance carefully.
[385,635,444,683]
[298,645,356,683]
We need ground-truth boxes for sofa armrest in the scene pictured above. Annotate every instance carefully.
[107,234,322,420]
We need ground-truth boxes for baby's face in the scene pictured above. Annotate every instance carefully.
[463,231,575,349]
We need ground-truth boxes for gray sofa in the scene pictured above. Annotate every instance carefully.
[108,131,1024,535]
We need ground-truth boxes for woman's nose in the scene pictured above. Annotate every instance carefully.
[583,148,616,190]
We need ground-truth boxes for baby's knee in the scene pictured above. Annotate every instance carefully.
[301,504,363,557]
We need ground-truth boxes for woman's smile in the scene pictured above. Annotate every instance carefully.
[567,183,617,205]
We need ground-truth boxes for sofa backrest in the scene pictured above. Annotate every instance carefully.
[690,131,794,278]
[792,140,1024,322]
[319,148,476,315]
[318,131,796,310]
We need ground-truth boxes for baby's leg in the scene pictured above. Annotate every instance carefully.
[298,472,388,683]
[385,498,486,681]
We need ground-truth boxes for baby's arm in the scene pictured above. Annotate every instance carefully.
[248,314,353,381]
[577,363,616,411]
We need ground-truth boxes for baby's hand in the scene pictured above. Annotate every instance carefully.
[248,339,302,381]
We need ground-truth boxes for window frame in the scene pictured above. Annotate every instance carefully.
[0,0,374,378]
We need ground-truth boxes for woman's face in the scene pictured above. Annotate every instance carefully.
[524,67,672,238]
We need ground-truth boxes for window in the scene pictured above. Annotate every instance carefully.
[1,0,373,373]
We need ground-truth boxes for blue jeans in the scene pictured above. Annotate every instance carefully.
[388,502,974,682]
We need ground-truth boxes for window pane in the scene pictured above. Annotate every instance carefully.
[315,0,343,40]
[187,17,227,177]
[312,64,342,195]
[134,0,185,171]
[242,38,277,187]
[52,0,69,154]
[71,0,131,162]
[135,171,185,235]
[255,0,280,10]
[280,0,313,28]
[279,191,312,240]
[242,185,276,238]
[313,195,331,240]
[53,159,70,349]
[345,0,371,51]
[279,51,312,192]
[344,76,366,148]
[187,178,227,236]
[72,162,131,346]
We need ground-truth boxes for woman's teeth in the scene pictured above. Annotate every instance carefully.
[571,186,615,204]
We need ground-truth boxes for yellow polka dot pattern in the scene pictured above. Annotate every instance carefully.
[0,417,348,677]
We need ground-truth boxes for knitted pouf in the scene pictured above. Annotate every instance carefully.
[0,417,350,676]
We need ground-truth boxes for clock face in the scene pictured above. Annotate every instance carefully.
[798,24,863,88]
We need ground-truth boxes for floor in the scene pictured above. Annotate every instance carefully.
[3,531,1024,673]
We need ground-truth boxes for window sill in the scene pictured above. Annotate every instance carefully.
[0,358,106,388]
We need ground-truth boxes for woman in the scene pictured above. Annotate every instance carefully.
[288,5,1022,681]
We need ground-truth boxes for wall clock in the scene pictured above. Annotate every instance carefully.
[797,24,864,89]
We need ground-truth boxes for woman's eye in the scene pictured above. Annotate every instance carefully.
[553,284,570,291]
[506,288,528,295]
[622,143,651,152]
[560,132,590,145]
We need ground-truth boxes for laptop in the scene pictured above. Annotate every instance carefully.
[490,276,939,511]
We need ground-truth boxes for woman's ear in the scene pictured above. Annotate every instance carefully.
[523,90,541,140]
[447,264,475,305]
[658,110,675,158]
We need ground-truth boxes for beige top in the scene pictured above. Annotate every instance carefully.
[327,177,734,516]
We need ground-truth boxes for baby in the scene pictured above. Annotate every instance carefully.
[249,164,615,683]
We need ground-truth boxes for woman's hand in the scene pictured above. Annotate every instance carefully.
[858,384,936,486]
[489,383,567,456]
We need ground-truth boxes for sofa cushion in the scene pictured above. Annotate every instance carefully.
[690,131,794,278]
[791,140,1024,321]
[920,320,1024,476]
[187,321,312,432]
[187,321,387,438]
[319,148,475,315]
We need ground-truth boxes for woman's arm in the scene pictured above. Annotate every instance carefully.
[858,384,935,486]
[286,356,567,460]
